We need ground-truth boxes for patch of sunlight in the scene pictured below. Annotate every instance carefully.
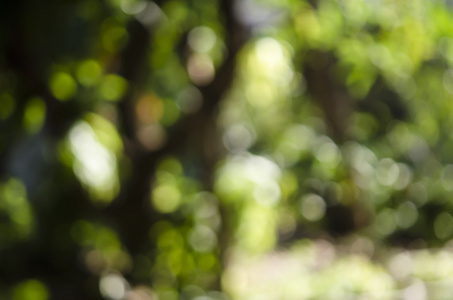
[253,38,294,86]
[224,243,395,300]
[85,113,123,155]
[412,249,453,281]
[68,120,119,205]
[215,153,282,207]
[388,252,413,280]
[243,154,281,185]
[318,256,395,298]
[100,273,129,300]
[256,38,284,67]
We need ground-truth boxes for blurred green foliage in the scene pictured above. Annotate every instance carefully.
[3,0,453,299]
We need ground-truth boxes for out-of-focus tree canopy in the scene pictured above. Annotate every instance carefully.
[3,0,453,299]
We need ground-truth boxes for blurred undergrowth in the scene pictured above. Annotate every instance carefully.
[2,0,453,299]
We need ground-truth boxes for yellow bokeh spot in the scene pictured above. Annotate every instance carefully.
[50,72,77,101]
[100,74,128,101]
[157,158,183,176]
[152,184,181,213]
[13,280,49,300]
[76,60,102,87]
[23,97,46,134]
[0,178,33,241]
